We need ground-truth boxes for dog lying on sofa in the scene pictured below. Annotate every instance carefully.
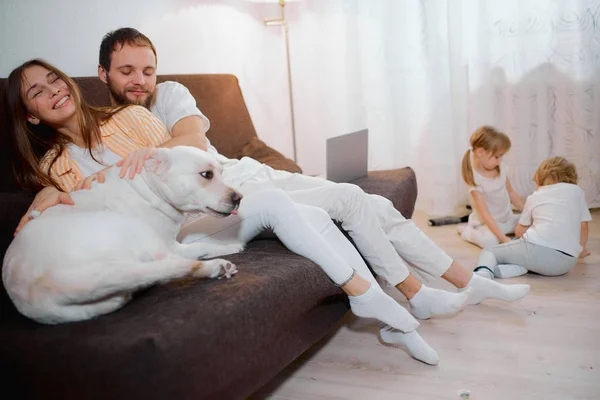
[3,146,243,325]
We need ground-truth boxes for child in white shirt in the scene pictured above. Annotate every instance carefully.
[474,156,592,279]
[458,126,525,249]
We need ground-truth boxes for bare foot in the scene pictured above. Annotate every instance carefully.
[579,250,591,259]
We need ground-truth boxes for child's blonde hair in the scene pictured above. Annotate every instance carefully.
[534,156,578,187]
[461,126,512,187]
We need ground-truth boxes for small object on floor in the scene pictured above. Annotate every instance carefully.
[457,389,471,399]
[428,215,469,226]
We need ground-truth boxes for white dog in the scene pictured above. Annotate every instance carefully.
[2,146,244,325]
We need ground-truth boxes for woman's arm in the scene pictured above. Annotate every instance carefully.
[506,179,525,211]
[470,190,511,243]
[14,186,74,235]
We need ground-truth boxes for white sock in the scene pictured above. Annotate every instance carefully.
[379,326,439,365]
[349,284,420,333]
[495,264,528,279]
[460,273,530,305]
[409,285,472,320]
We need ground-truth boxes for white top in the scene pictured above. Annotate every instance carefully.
[520,183,592,257]
[468,162,513,225]
[149,81,263,189]
[67,144,122,177]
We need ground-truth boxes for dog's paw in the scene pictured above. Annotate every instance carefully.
[217,260,238,279]
[193,258,238,279]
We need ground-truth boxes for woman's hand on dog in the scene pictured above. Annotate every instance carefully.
[73,168,109,191]
[15,186,75,236]
[117,148,157,179]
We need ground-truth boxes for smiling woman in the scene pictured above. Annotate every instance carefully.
[4,58,165,194]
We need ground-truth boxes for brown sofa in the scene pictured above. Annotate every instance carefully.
[0,74,418,399]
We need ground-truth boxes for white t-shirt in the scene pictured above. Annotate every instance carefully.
[149,81,263,189]
[68,144,122,177]
[520,183,592,257]
[468,162,513,225]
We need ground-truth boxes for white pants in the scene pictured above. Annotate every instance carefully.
[179,189,379,287]
[477,238,577,277]
[212,164,452,285]
[459,214,521,249]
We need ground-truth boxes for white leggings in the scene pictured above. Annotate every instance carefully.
[459,213,521,249]
[178,189,379,287]
[239,167,453,285]
[477,238,577,277]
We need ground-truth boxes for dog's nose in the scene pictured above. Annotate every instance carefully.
[231,190,243,204]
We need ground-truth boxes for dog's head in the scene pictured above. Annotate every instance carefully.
[144,146,242,218]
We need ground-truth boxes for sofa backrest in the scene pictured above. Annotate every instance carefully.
[0,74,260,192]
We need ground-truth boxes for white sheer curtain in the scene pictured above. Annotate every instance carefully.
[286,0,600,215]
[144,0,600,215]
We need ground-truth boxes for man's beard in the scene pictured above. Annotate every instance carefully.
[106,76,156,109]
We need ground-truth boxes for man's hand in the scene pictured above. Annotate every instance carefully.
[14,186,75,236]
[73,169,108,191]
[117,148,157,179]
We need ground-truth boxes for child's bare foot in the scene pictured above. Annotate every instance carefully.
[579,249,591,259]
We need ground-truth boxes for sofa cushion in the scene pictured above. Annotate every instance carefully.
[237,137,302,174]
[352,168,418,219]
[0,239,347,400]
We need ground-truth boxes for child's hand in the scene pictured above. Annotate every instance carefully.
[579,249,591,259]
[500,235,512,244]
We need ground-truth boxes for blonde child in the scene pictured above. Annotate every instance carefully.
[474,156,591,279]
[458,126,525,249]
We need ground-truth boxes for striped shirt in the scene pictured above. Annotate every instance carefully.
[40,105,171,192]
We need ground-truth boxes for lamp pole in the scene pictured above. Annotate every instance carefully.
[264,0,298,162]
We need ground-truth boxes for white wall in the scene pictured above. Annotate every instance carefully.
[1,0,298,165]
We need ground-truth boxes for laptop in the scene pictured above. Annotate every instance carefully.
[326,129,368,183]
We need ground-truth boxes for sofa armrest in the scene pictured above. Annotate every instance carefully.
[350,167,418,219]
[0,192,33,258]
[235,137,302,174]
[0,192,34,322]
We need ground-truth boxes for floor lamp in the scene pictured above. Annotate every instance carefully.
[249,0,300,162]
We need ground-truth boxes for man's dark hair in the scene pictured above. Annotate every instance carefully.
[99,27,157,71]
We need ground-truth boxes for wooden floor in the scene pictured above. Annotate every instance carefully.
[253,209,600,400]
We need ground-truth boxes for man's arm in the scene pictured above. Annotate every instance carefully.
[158,115,208,151]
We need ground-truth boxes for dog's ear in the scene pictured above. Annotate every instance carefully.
[145,149,171,177]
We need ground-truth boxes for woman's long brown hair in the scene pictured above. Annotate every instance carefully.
[5,59,126,192]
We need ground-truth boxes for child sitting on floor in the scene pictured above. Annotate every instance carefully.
[458,126,525,249]
[474,156,591,279]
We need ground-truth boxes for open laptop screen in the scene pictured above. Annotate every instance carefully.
[326,129,368,183]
